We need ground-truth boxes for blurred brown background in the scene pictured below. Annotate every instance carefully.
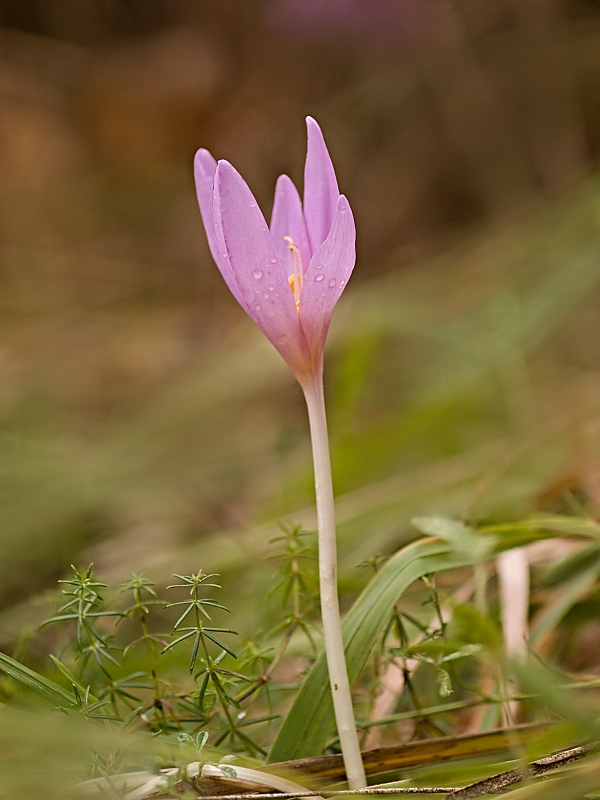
[1,0,600,631]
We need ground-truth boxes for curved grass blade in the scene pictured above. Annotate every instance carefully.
[269,528,546,763]
[0,652,77,708]
[530,557,600,648]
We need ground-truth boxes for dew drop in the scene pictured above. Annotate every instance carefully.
[315,274,324,282]
[317,263,323,269]
[255,304,261,311]
[328,279,336,288]
[249,200,257,208]
[263,293,269,299]
[252,269,263,280]
[269,257,278,264]
[339,280,346,288]
[268,285,275,291]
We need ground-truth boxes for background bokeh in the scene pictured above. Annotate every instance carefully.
[1,0,600,648]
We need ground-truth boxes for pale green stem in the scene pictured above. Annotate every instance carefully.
[303,376,366,790]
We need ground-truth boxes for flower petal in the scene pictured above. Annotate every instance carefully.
[270,174,312,274]
[299,195,355,357]
[194,148,249,312]
[214,160,312,378]
[303,116,340,253]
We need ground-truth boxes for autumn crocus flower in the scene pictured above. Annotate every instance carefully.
[194,118,365,790]
[194,117,355,390]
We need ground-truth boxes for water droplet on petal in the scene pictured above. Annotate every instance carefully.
[263,293,269,299]
[269,257,278,264]
[268,285,275,291]
[317,263,323,269]
[315,274,324,282]
[252,270,263,279]
[339,279,346,288]
[249,200,257,208]
[255,304,261,311]
[328,279,336,288]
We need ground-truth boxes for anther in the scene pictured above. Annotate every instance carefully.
[283,236,303,313]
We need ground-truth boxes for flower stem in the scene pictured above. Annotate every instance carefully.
[303,376,366,790]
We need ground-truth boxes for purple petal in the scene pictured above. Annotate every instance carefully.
[303,117,340,254]
[194,149,249,312]
[215,160,312,378]
[299,195,355,356]
[270,174,312,275]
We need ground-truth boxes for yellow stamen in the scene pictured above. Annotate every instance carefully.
[284,235,303,313]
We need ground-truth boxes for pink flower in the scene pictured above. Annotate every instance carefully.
[194,117,355,388]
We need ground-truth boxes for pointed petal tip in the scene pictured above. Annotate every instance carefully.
[215,159,245,188]
[303,117,340,252]
[214,160,238,195]
[215,158,232,173]
[336,194,354,217]
[194,146,213,161]
[275,172,294,188]
[194,148,217,179]
[306,116,323,139]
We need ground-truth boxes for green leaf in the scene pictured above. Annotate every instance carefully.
[218,765,237,779]
[412,516,498,561]
[48,655,91,698]
[0,652,77,708]
[197,731,209,750]
[440,644,484,662]
[436,667,452,697]
[449,604,502,651]
[481,515,600,542]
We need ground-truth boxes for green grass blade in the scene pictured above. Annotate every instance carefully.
[529,558,600,647]
[268,537,475,762]
[0,652,77,708]
[269,522,567,763]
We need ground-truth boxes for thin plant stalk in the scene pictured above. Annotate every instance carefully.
[303,375,367,790]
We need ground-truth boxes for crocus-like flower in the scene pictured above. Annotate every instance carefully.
[194,119,366,790]
[194,117,355,389]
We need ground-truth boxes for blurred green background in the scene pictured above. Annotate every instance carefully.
[1,0,600,649]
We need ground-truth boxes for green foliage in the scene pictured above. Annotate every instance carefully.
[269,536,481,762]
[1,512,600,798]
[0,524,323,774]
